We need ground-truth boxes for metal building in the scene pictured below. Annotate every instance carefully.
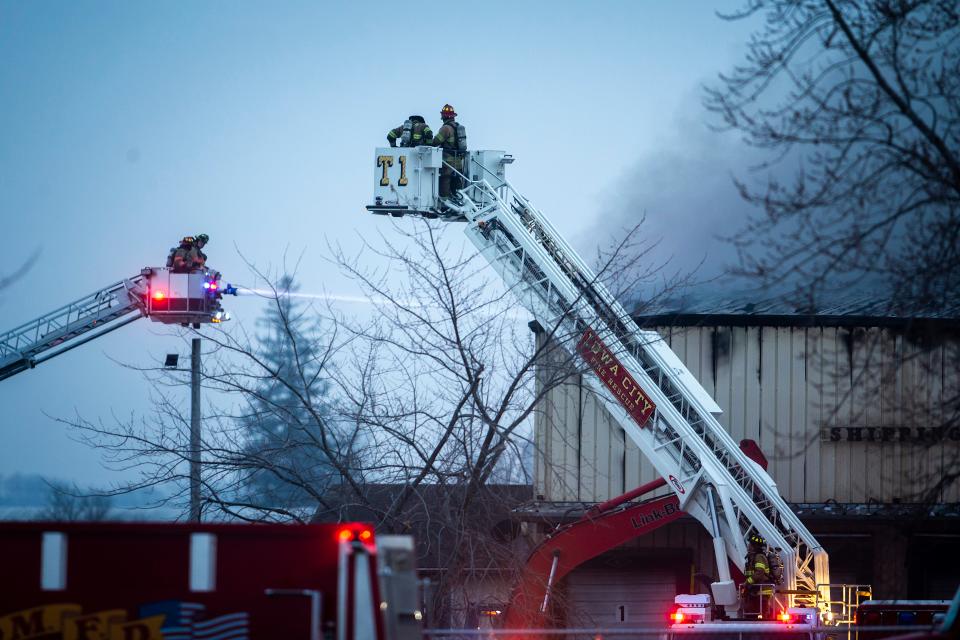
[532,297,960,625]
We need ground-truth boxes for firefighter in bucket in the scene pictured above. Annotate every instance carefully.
[741,533,783,619]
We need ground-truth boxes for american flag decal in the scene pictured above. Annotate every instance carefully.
[140,601,250,640]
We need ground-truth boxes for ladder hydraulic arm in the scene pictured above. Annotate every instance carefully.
[366,147,831,612]
[0,266,232,382]
[0,276,147,381]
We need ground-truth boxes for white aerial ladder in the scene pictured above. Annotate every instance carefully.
[0,267,233,381]
[367,146,831,614]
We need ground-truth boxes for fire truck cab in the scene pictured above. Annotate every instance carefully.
[0,521,421,640]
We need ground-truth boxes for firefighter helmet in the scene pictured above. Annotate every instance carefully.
[441,104,456,119]
[196,233,209,245]
[748,533,766,546]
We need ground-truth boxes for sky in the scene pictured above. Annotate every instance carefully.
[0,1,759,487]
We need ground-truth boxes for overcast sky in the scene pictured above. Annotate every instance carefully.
[0,1,759,486]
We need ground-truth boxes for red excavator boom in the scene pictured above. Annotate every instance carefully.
[504,440,769,631]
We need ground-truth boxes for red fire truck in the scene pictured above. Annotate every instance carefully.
[0,521,422,640]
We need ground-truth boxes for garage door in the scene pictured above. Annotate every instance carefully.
[565,559,678,628]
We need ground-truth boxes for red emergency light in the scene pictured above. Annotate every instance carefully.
[778,612,795,623]
[152,290,166,300]
[671,611,685,624]
[336,526,375,544]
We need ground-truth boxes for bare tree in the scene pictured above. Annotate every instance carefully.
[62,268,352,524]
[706,0,959,311]
[40,480,113,521]
[707,0,960,501]
[58,218,682,624]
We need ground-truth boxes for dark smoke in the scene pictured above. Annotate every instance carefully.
[579,104,812,314]
[593,116,760,286]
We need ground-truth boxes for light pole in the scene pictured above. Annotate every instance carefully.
[189,338,201,522]
[165,338,202,523]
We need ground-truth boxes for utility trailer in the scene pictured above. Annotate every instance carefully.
[0,521,422,640]
[855,598,956,640]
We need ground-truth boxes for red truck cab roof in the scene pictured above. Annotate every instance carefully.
[0,521,381,640]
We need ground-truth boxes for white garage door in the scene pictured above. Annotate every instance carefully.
[566,564,677,629]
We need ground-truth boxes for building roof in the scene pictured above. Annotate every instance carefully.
[632,289,960,329]
[517,500,960,522]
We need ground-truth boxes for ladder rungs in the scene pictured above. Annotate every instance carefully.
[469,176,823,598]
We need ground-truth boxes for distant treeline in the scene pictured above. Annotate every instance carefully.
[0,473,166,509]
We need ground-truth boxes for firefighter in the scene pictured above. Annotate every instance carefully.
[169,236,195,273]
[768,546,785,587]
[431,104,467,199]
[187,233,209,271]
[743,533,774,619]
[387,115,433,147]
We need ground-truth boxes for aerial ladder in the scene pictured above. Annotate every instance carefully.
[0,267,233,381]
[367,146,831,617]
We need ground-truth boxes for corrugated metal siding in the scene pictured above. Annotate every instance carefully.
[535,324,959,504]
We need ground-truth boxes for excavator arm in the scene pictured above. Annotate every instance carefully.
[505,482,682,630]
[504,441,768,630]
